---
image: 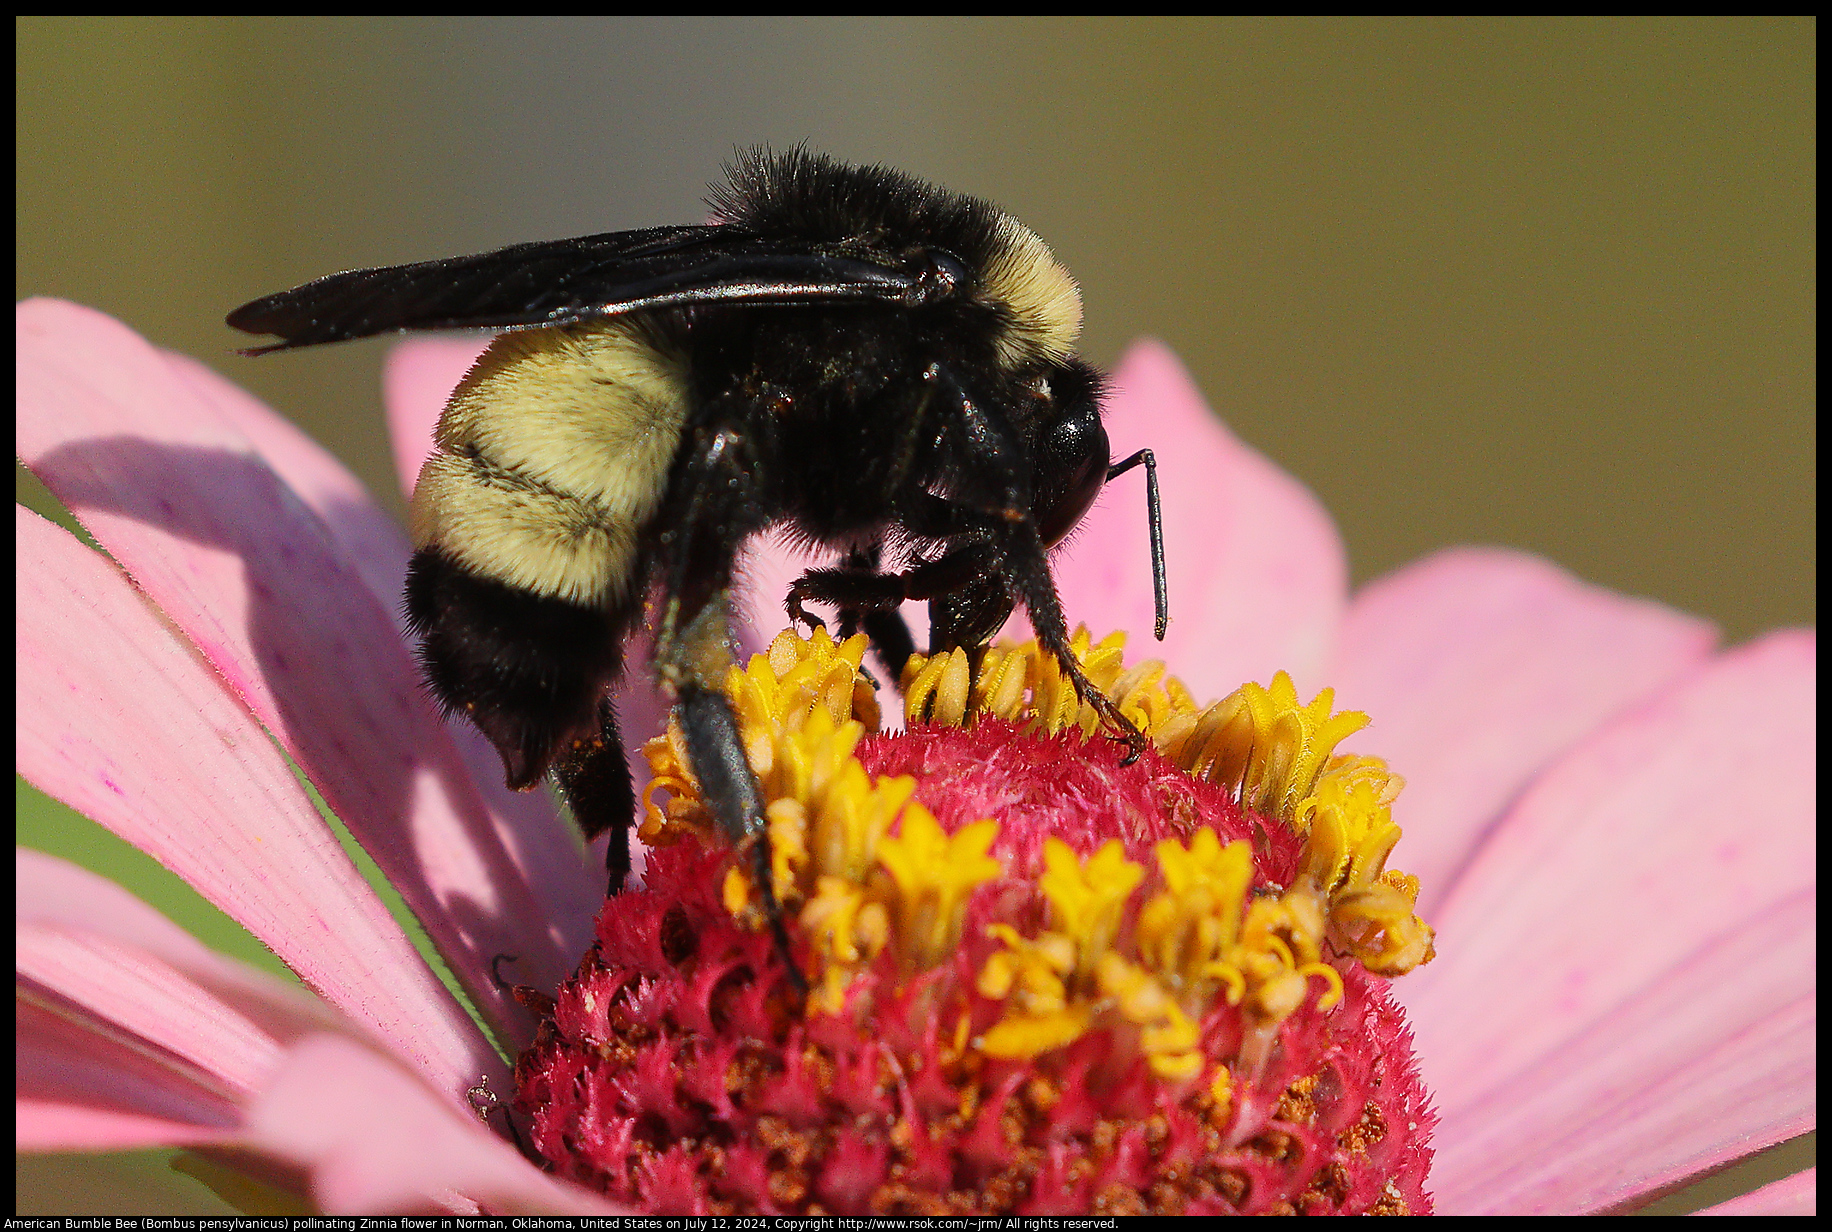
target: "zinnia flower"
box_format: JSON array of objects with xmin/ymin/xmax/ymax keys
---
[{"xmin": 16, "ymin": 298, "xmax": 1814, "ymax": 1214}]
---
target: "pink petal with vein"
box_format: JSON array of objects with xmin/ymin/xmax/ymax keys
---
[
  {"xmin": 21, "ymin": 926, "xmax": 286, "ymax": 1103},
  {"xmin": 17, "ymin": 299, "xmax": 586, "ymax": 1036},
  {"xmin": 242, "ymin": 1034, "xmax": 619, "ymax": 1215},
  {"xmin": 17, "ymin": 852, "xmax": 596, "ymax": 1214},
  {"xmin": 1698, "ymin": 1167, "xmax": 1816, "ymax": 1216},
  {"xmin": 19, "ymin": 851, "xmax": 333, "ymax": 1152},
  {"xmin": 1328, "ymin": 547, "xmax": 1718, "ymax": 911},
  {"xmin": 1053, "ymin": 339, "xmax": 1346, "ymax": 701},
  {"xmin": 17, "ymin": 847, "xmax": 352, "ymax": 1048},
  {"xmin": 17, "ymin": 509, "xmax": 500, "ymax": 1100},
  {"xmin": 17, "ymin": 996, "xmax": 240, "ymax": 1150},
  {"xmin": 1396, "ymin": 629, "xmax": 1815, "ymax": 1126}
]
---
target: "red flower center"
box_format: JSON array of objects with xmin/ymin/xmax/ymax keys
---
[{"xmin": 514, "ymin": 629, "xmax": 1437, "ymax": 1214}]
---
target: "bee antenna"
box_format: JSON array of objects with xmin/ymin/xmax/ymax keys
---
[{"xmin": 1107, "ymin": 449, "xmax": 1168, "ymax": 640}]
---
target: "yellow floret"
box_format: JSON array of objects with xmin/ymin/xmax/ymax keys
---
[
  {"xmin": 978, "ymin": 924, "xmax": 1077, "ymax": 1010},
  {"xmin": 1156, "ymin": 672, "xmax": 1370, "ymax": 822},
  {"xmin": 1294, "ymin": 755, "xmax": 1406, "ymax": 895},
  {"xmin": 876, "ymin": 807, "xmax": 1003, "ymax": 970},
  {"xmin": 1135, "ymin": 830, "xmax": 1254, "ymax": 994},
  {"xmin": 1038, "ymin": 839, "xmax": 1144, "ymax": 979},
  {"xmin": 977, "ymin": 1003, "xmax": 1096, "ymax": 1060},
  {"xmin": 799, "ymin": 875, "xmax": 891, "ymax": 1013}
]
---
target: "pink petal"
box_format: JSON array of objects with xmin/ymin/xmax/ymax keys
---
[
  {"xmin": 163, "ymin": 350, "xmax": 417, "ymax": 633},
  {"xmin": 21, "ymin": 924, "xmax": 282, "ymax": 1100},
  {"xmin": 1053, "ymin": 339, "xmax": 1347, "ymax": 701},
  {"xmin": 241, "ymin": 1033, "xmax": 620, "ymax": 1214},
  {"xmin": 16, "ymin": 853, "xmax": 600, "ymax": 1212},
  {"xmin": 17, "ymin": 299, "xmax": 591, "ymax": 1035},
  {"xmin": 1394, "ymin": 630, "xmax": 1814, "ymax": 1200},
  {"xmin": 1328, "ymin": 547, "xmax": 1718, "ymax": 911},
  {"xmin": 21, "ymin": 844, "xmax": 229, "ymax": 962},
  {"xmin": 1420, "ymin": 888, "xmax": 1813, "ymax": 1213},
  {"xmin": 1698, "ymin": 1167, "xmax": 1816, "ymax": 1216},
  {"xmin": 16, "ymin": 862, "xmax": 611, "ymax": 1212},
  {"xmin": 18, "ymin": 925, "xmax": 303, "ymax": 1150},
  {"xmin": 17, "ymin": 846, "xmax": 360, "ymax": 1051},
  {"xmin": 17, "ymin": 884, "xmax": 328, "ymax": 1156},
  {"xmin": 18, "ymin": 851, "xmax": 330, "ymax": 1153},
  {"xmin": 17, "ymin": 994, "xmax": 240, "ymax": 1151},
  {"xmin": 17, "ymin": 509, "xmax": 502, "ymax": 1101},
  {"xmin": 14, "ymin": 1096, "xmax": 231, "ymax": 1153}
]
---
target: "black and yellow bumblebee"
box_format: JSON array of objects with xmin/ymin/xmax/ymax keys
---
[{"xmin": 229, "ymin": 148, "xmax": 1165, "ymax": 970}]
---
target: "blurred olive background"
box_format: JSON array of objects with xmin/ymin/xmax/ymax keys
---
[{"xmin": 16, "ymin": 16, "xmax": 1814, "ymax": 1215}]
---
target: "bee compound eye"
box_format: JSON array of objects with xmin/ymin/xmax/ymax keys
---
[{"xmin": 1034, "ymin": 406, "xmax": 1110, "ymax": 548}]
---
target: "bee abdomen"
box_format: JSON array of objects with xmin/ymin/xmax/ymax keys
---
[
  {"xmin": 404, "ymin": 547, "xmax": 627, "ymax": 790},
  {"xmin": 409, "ymin": 322, "xmax": 691, "ymax": 609}
]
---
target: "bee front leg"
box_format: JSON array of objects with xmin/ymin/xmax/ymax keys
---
[
  {"xmin": 920, "ymin": 367, "xmax": 1152, "ymax": 763},
  {"xmin": 785, "ymin": 543, "xmax": 920, "ymax": 684},
  {"xmin": 840, "ymin": 547, "xmax": 919, "ymax": 685},
  {"xmin": 994, "ymin": 515, "xmax": 1150, "ymax": 763}
]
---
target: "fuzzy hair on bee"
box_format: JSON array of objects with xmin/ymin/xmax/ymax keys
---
[{"xmin": 229, "ymin": 147, "xmax": 1167, "ymax": 983}]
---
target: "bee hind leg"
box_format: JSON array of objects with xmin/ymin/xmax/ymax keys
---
[
  {"xmin": 551, "ymin": 698, "xmax": 636, "ymax": 894},
  {"xmin": 665, "ymin": 612, "xmax": 806, "ymax": 992},
  {"xmin": 653, "ymin": 424, "xmax": 805, "ymax": 989}
]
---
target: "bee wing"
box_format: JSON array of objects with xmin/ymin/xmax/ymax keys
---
[{"xmin": 226, "ymin": 225, "xmax": 923, "ymax": 353}]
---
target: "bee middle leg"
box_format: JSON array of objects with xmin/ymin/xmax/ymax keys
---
[{"xmin": 550, "ymin": 698, "xmax": 637, "ymax": 894}]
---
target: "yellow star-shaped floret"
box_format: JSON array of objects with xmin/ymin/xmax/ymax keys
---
[{"xmin": 1038, "ymin": 838, "xmax": 1144, "ymax": 977}]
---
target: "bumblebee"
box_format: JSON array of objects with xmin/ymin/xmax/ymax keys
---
[{"xmin": 229, "ymin": 148, "xmax": 1166, "ymax": 970}]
